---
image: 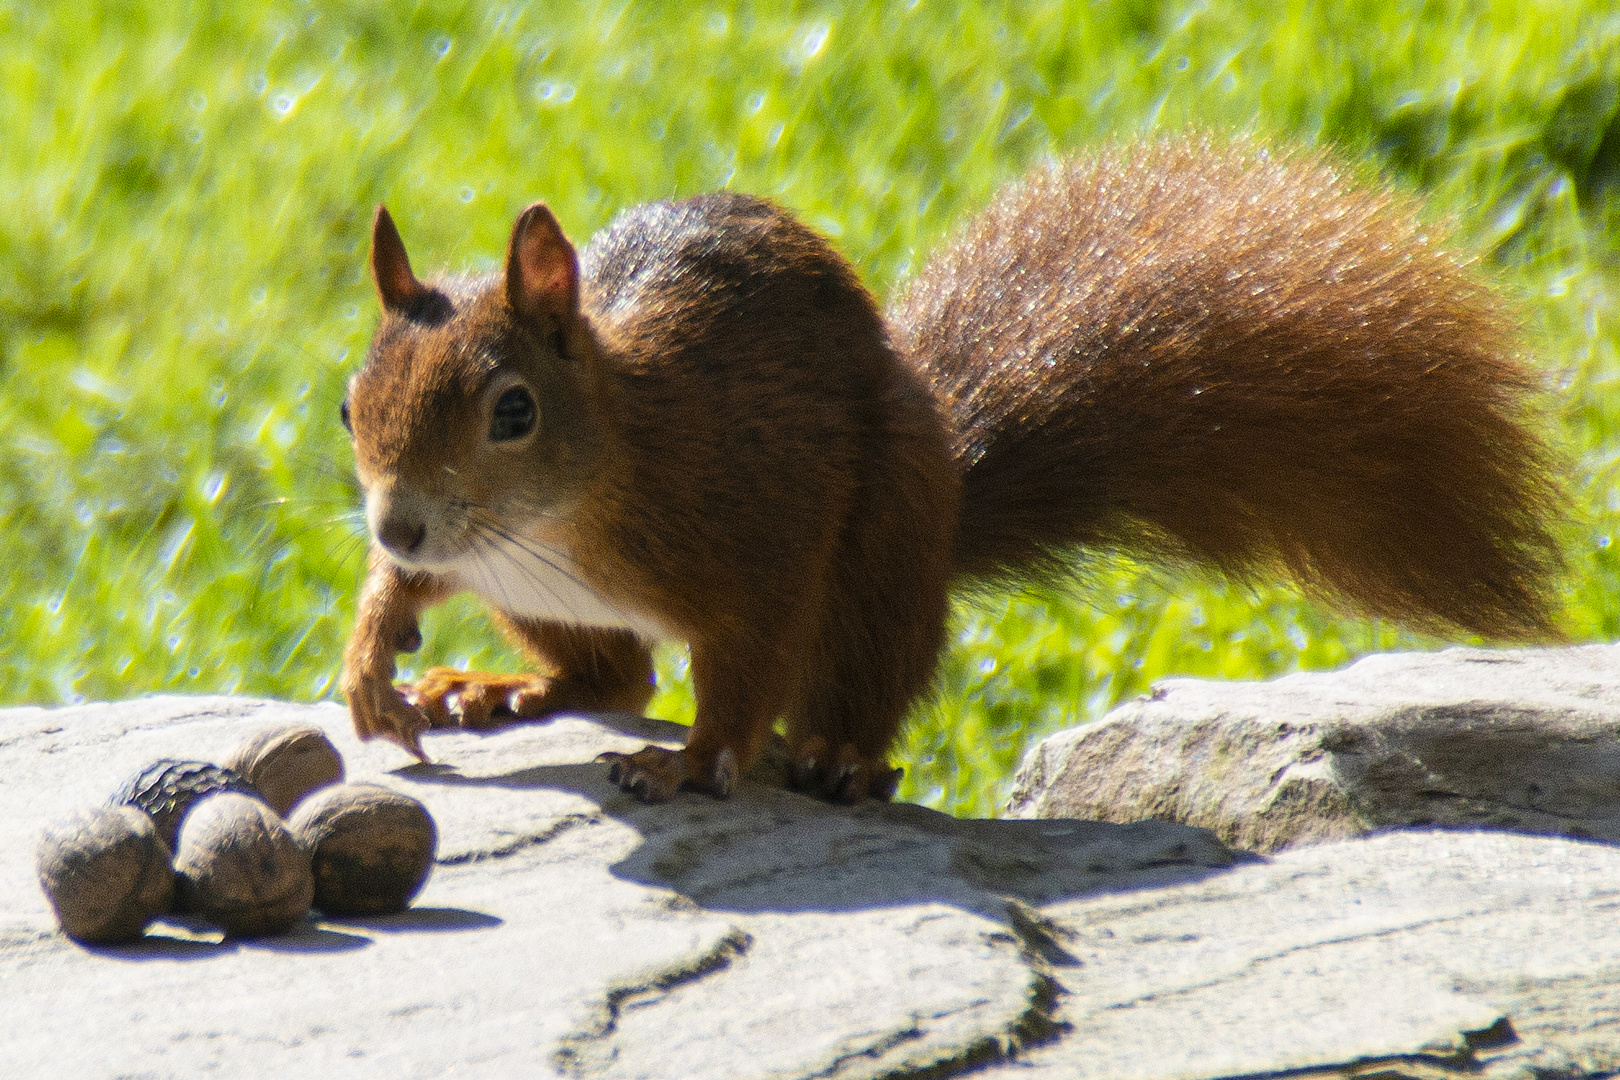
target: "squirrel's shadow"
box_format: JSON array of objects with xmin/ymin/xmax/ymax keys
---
[
  {"xmin": 404, "ymin": 708, "xmax": 1620, "ymax": 926},
  {"xmin": 400, "ymin": 713, "xmax": 1250, "ymax": 923}
]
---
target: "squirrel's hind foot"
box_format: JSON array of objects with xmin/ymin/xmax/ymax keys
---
[
  {"xmin": 597, "ymin": 745, "xmax": 738, "ymax": 803},
  {"xmin": 787, "ymin": 738, "xmax": 903, "ymax": 805},
  {"xmin": 402, "ymin": 667, "xmax": 556, "ymax": 731}
]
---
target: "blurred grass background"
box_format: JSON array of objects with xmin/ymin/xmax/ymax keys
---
[{"xmin": 3, "ymin": 0, "xmax": 1618, "ymax": 815}]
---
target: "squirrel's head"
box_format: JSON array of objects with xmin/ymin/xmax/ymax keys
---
[{"xmin": 344, "ymin": 203, "xmax": 604, "ymax": 574}]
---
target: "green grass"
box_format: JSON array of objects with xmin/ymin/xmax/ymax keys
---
[{"xmin": 3, "ymin": 0, "xmax": 1619, "ymax": 816}]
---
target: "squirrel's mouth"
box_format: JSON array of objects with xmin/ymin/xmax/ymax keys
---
[
  {"xmin": 361, "ymin": 481, "xmax": 477, "ymax": 571},
  {"xmin": 361, "ymin": 495, "xmax": 667, "ymax": 639}
]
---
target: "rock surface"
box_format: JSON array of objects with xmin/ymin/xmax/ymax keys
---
[
  {"xmin": 0, "ymin": 691, "xmax": 1616, "ymax": 1078},
  {"xmin": 1008, "ymin": 643, "xmax": 1620, "ymax": 854}
]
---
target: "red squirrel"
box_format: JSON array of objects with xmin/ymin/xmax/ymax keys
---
[{"xmin": 340, "ymin": 136, "xmax": 1563, "ymax": 804}]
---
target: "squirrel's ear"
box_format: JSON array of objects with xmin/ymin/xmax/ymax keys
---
[
  {"xmin": 371, "ymin": 205, "xmax": 430, "ymax": 312},
  {"xmin": 505, "ymin": 202, "xmax": 579, "ymax": 323}
]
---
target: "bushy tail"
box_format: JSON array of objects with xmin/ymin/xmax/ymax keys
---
[{"xmin": 887, "ymin": 137, "xmax": 1565, "ymax": 640}]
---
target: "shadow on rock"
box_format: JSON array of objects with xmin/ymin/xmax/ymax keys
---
[{"xmin": 406, "ymin": 744, "xmax": 1249, "ymax": 920}]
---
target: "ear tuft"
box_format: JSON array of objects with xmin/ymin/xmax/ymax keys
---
[
  {"xmin": 371, "ymin": 206, "xmax": 430, "ymax": 312},
  {"xmin": 505, "ymin": 203, "xmax": 579, "ymax": 323}
]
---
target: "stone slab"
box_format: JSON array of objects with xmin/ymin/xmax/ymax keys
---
[
  {"xmin": 0, "ymin": 696, "xmax": 1222, "ymax": 1079},
  {"xmin": 1, "ymin": 693, "xmax": 1616, "ymax": 1078},
  {"xmin": 1007, "ymin": 643, "xmax": 1620, "ymax": 853}
]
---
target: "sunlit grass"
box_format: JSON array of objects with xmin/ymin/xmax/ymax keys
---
[{"xmin": 3, "ymin": 0, "xmax": 1619, "ymax": 816}]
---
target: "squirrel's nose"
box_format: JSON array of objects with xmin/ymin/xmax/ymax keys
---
[{"xmin": 376, "ymin": 516, "xmax": 427, "ymax": 558}]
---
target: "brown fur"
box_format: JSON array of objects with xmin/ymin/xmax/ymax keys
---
[
  {"xmin": 891, "ymin": 138, "xmax": 1563, "ymax": 639},
  {"xmin": 342, "ymin": 138, "xmax": 1564, "ymax": 801}
]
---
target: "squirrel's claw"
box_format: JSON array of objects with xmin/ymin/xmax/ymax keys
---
[
  {"xmin": 381, "ymin": 725, "xmax": 431, "ymax": 765},
  {"xmin": 788, "ymin": 739, "xmax": 902, "ymax": 804},
  {"xmin": 346, "ymin": 673, "xmax": 433, "ymax": 763},
  {"xmin": 597, "ymin": 745, "xmax": 737, "ymax": 803}
]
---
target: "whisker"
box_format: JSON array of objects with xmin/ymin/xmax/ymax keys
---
[
  {"xmin": 475, "ymin": 527, "xmax": 608, "ymax": 624},
  {"xmin": 469, "ymin": 518, "xmax": 598, "ymax": 596},
  {"xmin": 328, "ymin": 531, "xmax": 372, "ymax": 575},
  {"xmin": 456, "ymin": 495, "xmax": 570, "ymax": 530},
  {"xmin": 251, "ymin": 493, "xmax": 365, "ymax": 508},
  {"xmin": 469, "ymin": 525, "xmax": 588, "ymax": 625},
  {"xmin": 470, "ymin": 529, "xmax": 556, "ymax": 618},
  {"xmin": 468, "ymin": 532, "xmax": 523, "ymax": 618},
  {"xmin": 258, "ymin": 517, "xmax": 366, "ymax": 554},
  {"xmin": 473, "ymin": 520, "xmax": 655, "ymax": 631}
]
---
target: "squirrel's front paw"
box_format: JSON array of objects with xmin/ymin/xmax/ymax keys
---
[
  {"xmin": 596, "ymin": 745, "xmax": 739, "ymax": 803},
  {"xmin": 401, "ymin": 667, "xmax": 556, "ymax": 731},
  {"xmin": 345, "ymin": 671, "xmax": 431, "ymax": 761}
]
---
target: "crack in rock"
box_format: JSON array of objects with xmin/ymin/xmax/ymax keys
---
[
  {"xmin": 1102, "ymin": 910, "xmax": 1478, "ymax": 1012},
  {"xmin": 852, "ymin": 974, "xmax": 1065, "ymax": 1080},
  {"xmin": 435, "ymin": 814, "xmax": 597, "ymax": 866},
  {"xmin": 553, "ymin": 929, "xmax": 754, "ymax": 1077},
  {"xmin": 1004, "ymin": 900, "xmax": 1081, "ymax": 968},
  {"xmin": 804, "ymin": 909, "xmax": 1073, "ymax": 1080},
  {"xmin": 1203, "ymin": 1016, "xmax": 1530, "ymax": 1080}
]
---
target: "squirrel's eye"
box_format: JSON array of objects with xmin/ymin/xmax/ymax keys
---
[
  {"xmin": 489, "ymin": 386, "xmax": 537, "ymax": 442},
  {"xmin": 340, "ymin": 398, "xmax": 352, "ymax": 433}
]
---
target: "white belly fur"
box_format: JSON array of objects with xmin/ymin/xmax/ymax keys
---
[{"xmin": 446, "ymin": 536, "xmax": 668, "ymax": 641}]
